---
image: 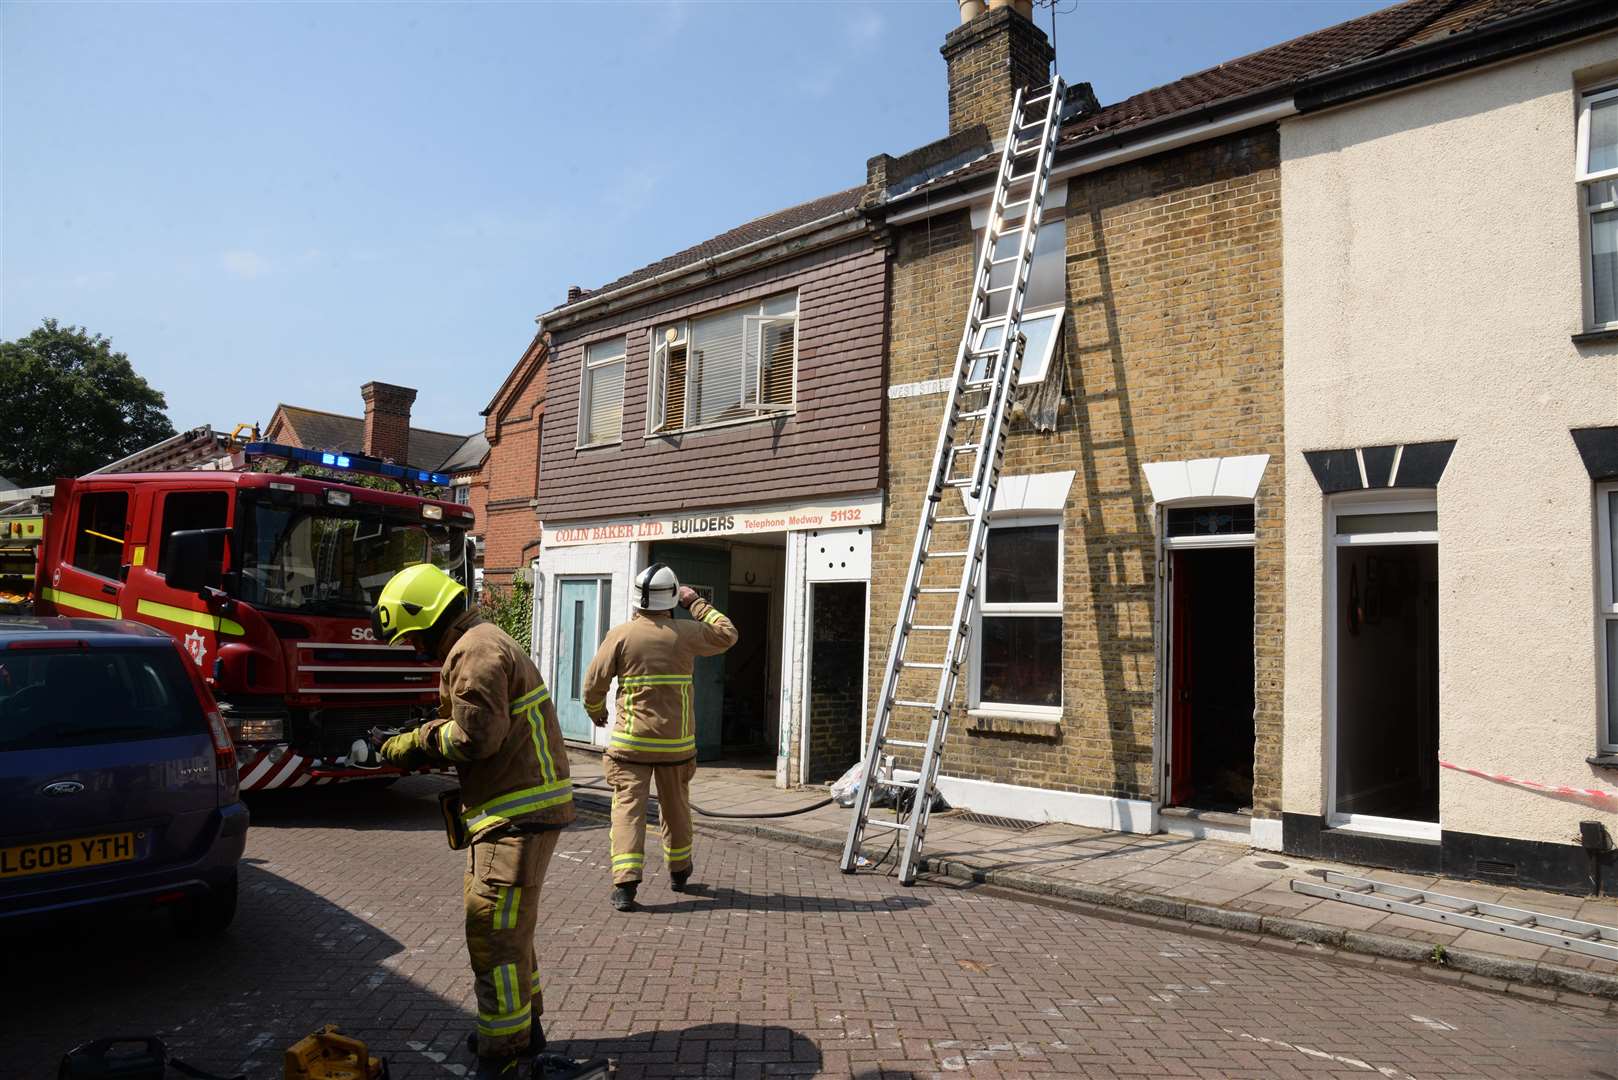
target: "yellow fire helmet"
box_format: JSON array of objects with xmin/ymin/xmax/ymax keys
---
[{"xmin": 371, "ymin": 563, "xmax": 466, "ymax": 646}]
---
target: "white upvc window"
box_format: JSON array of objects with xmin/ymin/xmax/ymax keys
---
[
  {"xmin": 1598, "ymin": 481, "xmax": 1618, "ymax": 753},
  {"xmin": 970, "ymin": 518, "xmax": 1063, "ymax": 718},
  {"xmin": 970, "ymin": 216, "xmax": 1066, "ymax": 385},
  {"xmin": 1577, "ymin": 84, "xmax": 1618, "ymax": 331},
  {"xmin": 647, "ymin": 291, "xmax": 798, "ymax": 435},
  {"xmin": 578, "ymin": 336, "xmax": 626, "ymax": 447}
]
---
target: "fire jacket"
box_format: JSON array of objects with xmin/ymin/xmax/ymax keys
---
[
  {"xmin": 419, "ymin": 611, "xmax": 575, "ymax": 840},
  {"xmin": 582, "ymin": 599, "xmax": 738, "ymax": 763}
]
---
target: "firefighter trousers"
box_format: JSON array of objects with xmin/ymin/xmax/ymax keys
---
[
  {"xmin": 464, "ymin": 829, "xmax": 560, "ymax": 1059},
  {"xmin": 604, "ymin": 755, "xmax": 695, "ymax": 886}
]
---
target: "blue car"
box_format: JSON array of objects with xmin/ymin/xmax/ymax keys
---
[{"xmin": 0, "ymin": 618, "xmax": 248, "ymax": 933}]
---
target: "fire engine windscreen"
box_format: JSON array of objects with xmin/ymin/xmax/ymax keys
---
[{"xmin": 235, "ymin": 498, "xmax": 463, "ymax": 617}]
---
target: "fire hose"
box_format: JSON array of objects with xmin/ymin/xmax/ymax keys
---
[{"xmin": 570, "ymin": 780, "xmax": 835, "ymax": 819}]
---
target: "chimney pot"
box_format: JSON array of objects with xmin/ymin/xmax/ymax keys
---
[{"xmin": 957, "ymin": 0, "xmax": 985, "ymax": 22}]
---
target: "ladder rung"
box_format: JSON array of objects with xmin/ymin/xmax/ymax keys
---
[
  {"xmin": 927, "ymin": 551, "xmax": 970, "ymax": 559},
  {"xmin": 883, "ymin": 738, "xmax": 927, "ymax": 749},
  {"xmin": 958, "ymin": 410, "xmax": 988, "ymax": 421},
  {"xmin": 901, "ymin": 661, "xmax": 947, "ymax": 670},
  {"xmin": 935, "ymin": 515, "xmax": 974, "ymax": 524},
  {"xmin": 943, "ymin": 478, "xmax": 976, "ymax": 488},
  {"xmin": 984, "ymin": 284, "xmax": 1019, "ymax": 294},
  {"xmin": 891, "ymin": 700, "xmax": 937, "ymax": 710},
  {"xmin": 989, "ymin": 253, "xmax": 1030, "ymax": 267},
  {"xmin": 909, "ymin": 625, "xmax": 954, "ymax": 632},
  {"xmin": 917, "ymin": 587, "xmax": 961, "ymax": 594},
  {"xmin": 863, "ymin": 818, "xmax": 912, "ymax": 832}
]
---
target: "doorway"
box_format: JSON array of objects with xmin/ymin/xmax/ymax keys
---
[
  {"xmin": 1166, "ymin": 547, "xmax": 1256, "ymax": 812},
  {"xmin": 723, "ymin": 590, "xmax": 772, "ymax": 753},
  {"xmin": 805, "ymin": 581, "xmax": 867, "ymax": 783},
  {"xmin": 554, "ymin": 577, "xmax": 610, "ymax": 744},
  {"xmin": 1332, "ymin": 534, "xmax": 1440, "ymax": 827}
]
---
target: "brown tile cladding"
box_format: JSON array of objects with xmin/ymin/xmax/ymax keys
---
[
  {"xmin": 536, "ymin": 237, "xmax": 888, "ymax": 523},
  {"xmin": 870, "ymin": 129, "xmax": 1285, "ymax": 818}
]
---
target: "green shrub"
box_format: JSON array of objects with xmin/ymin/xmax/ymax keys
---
[{"xmin": 480, "ymin": 580, "xmax": 533, "ymax": 653}]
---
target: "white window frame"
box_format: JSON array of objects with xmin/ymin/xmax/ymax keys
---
[
  {"xmin": 1324, "ymin": 490, "xmax": 1440, "ymax": 842},
  {"xmin": 968, "ymin": 514, "xmax": 1063, "ymax": 721},
  {"xmin": 646, "ymin": 291, "xmax": 799, "ymax": 436},
  {"xmin": 1576, "ymin": 84, "xmax": 1618, "ymax": 332},
  {"xmin": 577, "ymin": 336, "xmax": 626, "ymax": 448},
  {"xmin": 1598, "ymin": 481, "xmax": 1618, "ymax": 753},
  {"xmin": 971, "ymin": 306, "xmax": 1065, "ymax": 386}
]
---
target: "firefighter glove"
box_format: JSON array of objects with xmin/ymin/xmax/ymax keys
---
[{"xmin": 380, "ymin": 729, "xmax": 432, "ymax": 769}]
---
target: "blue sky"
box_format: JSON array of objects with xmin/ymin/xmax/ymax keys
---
[{"xmin": 3, "ymin": 0, "xmax": 1382, "ymax": 440}]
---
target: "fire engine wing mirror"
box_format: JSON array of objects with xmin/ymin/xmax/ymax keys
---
[{"xmin": 163, "ymin": 528, "xmax": 231, "ymax": 593}]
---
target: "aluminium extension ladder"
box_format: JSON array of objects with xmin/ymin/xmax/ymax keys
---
[{"xmin": 840, "ymin": 77, "xmax": 1067, "ymax": 885}]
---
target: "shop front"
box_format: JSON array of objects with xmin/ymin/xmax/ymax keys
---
[{"xmin": 533, "ymin": 494, "xmax": 880, "ymax": 787}]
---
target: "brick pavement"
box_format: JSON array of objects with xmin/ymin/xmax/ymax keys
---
[
  {"xmin": 3, "ymin": 776, "xmax": 1613, "ymax": 1079},
  {"xmin": 601, "ymin": 754, "xmax": 1618, "ymax": 993}
]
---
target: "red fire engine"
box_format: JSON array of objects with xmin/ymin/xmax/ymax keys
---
[{"xmin": 25, "ymin": 442, "xmax": 474, "ymax": 791}]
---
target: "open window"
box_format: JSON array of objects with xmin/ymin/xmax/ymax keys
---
[
  {"xmin": 969, "ymin": 216, "xmax": 1066, "ymax": 385},
  {"xmin": 648, "ymin": 291, "xmax": 797, "ymax": 434}
]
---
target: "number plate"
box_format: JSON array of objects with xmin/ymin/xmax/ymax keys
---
[{"xmin": 0, "ymin": 832, "xmax": 139, "ymax": 878}]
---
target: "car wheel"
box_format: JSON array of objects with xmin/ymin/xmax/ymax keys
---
[{"xmin": 174, "ymin": 871, "xmax": 238, "ymax": 937}]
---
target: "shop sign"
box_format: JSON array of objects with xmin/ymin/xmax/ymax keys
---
[{"xmin": 542, "ymin": 495, "xmax": 883, "ymax": 548}]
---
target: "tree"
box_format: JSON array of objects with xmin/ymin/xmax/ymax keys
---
[{"xmin": 0, "ymin": 319, "xmax": 177, "ymax": 485}]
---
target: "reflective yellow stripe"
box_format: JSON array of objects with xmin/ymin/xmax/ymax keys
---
[
  {"xmin": 621, "ymin": 674, "xmax": 693, "ymax": 685},
  {"xmin": 612, "ymin": 853, "xmax": 644, "ymax": 867},
  {"xmin": 492, "ymin": 962, "xmax": 519, "ymax": 1012},
  {"xmin": 477, "ymin": 1002, "xmax": 531, "ymax": 1037},
  {"xmin": 531, "ymin": 971, "xmax": 543, "ymax": 993},
  {"xmin": 134, "ymin": 599, "xmax": 245, "ymax": 637},
  {"xmin": 435, "ymin": 723, "xmax": 472, "ymax": 762},
  {"xmin": 702, "ymin": 608, "xmax": 723, "ymax": 626},
  {"xmin": 511, "ymin": 685, "xmax": 550, "ymax": 711},
  {"xmin": 492, "ymin": 885, "xmax": 522, "ymax": 931},
  {"xmin": 512, "ymin": 685, "xmax": 557, "ymax": 785},
  {"xmin": 40, "ymin": 587, "xmax": 119, "ymax": 618},
  {"xmin": 131, "ymin": 546, "xmax": 145, "ymax": 567},
  {"xmin": 82, "ymin": 527, "xmax": 123, "ymax": 545},
  {"xmin": 663, "ymin": 844, "xmax": 691, "ymax": 860},
  {"xmin": 610, "ymin": 730, "xmax": 696, "ymax": 749},
  {"xmin": 462, "ymin": 780, "xmax": 573, "ymax": 834}
]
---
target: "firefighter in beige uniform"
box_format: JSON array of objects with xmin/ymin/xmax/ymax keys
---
[
  {"xmin": 372, "ymin": 564, "xmax": 577, "ymax": 1080},
  {"xmin": 582, "ymin": 564, "xmax": 737, "ymax": 911}
]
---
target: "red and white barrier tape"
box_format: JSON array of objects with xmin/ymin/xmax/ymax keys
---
[{"xmin": 1438, "ymin": 760, "xmax": 1618, "ymax": 805}]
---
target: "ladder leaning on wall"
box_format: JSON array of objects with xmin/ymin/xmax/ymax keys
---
[{"xmin": 840, "ymin": 77, "xmax": 1067, "ymax": 886}]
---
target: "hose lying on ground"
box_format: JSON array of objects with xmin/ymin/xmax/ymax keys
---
[{"xmin": 570, "ymin": 780, "xmax": 836, "ymax": 820}]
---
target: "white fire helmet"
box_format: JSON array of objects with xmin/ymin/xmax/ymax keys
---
[{"xmin": 635, "ymin": 563, "xmax": 680, "ymax": 611}]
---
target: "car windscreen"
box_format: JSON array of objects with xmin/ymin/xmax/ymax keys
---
[
  {"xmin": 0, "ymin": 646, "xmax": 207, "ymax": 751},
  {"xmin": 235, "ymin": 500, "xmax": 463, "ymax": 617}
]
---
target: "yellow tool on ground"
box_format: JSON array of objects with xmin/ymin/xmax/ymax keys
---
[{"xmin": 283, "ymin": 1027, "xmax": 387, "ymax": 1080}]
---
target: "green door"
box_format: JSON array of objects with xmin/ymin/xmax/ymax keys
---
[{"xmin": 649, "ymin": 543, "xmax": 729, "ymax": 762}]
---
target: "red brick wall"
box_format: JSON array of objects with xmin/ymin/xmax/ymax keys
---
[
  {"xmin": 537, "ymin": 237, "xmax": 887, "ymax": 523},
  {"xmin": 481, "ymin": 339, "xmax": 547, "ymax": 589},
  {"xmin": 361, "ymin": 382, "xmax": 416, "ymax": 464}
]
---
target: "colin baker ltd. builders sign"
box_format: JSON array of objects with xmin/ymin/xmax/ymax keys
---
[{"xmin": 541, "ymin": 495, "xmax": 883, "ymax": 548}]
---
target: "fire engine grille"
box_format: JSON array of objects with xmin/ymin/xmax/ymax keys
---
[{"xmin": 309, "ymin": 705, "xmax": 424, "ymax": 758}]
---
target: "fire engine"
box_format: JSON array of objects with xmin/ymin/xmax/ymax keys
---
[{"xmin": 11, "ymin": 442, "xmax": 474, "ymax": 791}]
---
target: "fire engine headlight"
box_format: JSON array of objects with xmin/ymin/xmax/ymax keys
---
[
  {"xmin": 422, "ymin": 504, "xmax": 443, "ymax": 520},
  {"xmin": 326, "ymin": 489, "xmax": 352, "ymax": 507},
  {"xmin": 237, "ymin": 716, "xmax": 285, "ymax": 742}
]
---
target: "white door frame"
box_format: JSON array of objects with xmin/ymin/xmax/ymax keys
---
[
  {"xmin": 1325, "ymin": 490, "xmax": 1441, "ymax": 842},
  {"xmin": 797, "ymin": 578, "xmax": 872, "ymax": 788}
]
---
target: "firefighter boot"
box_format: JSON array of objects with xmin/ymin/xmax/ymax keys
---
[
  {"xmin": 669, "ymin": 868, "xmax": 692, "ymax": 893},
  {"xmin": 472, "ymin": 1054, "xmax": 525, "ymax": 1080},
  {"xmin": 610, "ymin": 883, "xmax": 638, "ymax": 911}
]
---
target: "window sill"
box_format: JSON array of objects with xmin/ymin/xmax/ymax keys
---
[
  {"xmin": 1571, "ymin": 327, "xmax": 1618, "ymax": 345},
  {"xmin": 645, "ymin": 409, "xmax": 796, "ymax": 440},
  {"xmin": 1588, "ymin": 753, "xmax": 1618, "ymax": 769},
  {"xmin": 966, "ymin": 709, "xmax": 1061, "ymax": 738},
  {"xmin": 574, "ymin": 439, "xmax": 623, "ymax": 451}
]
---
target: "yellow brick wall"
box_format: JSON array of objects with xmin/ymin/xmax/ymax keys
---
[{"xmin": 871, "ymin": 128, "xmax": 1286, "ymax": 816}]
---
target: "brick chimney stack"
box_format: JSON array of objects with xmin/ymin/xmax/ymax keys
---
[
  {"xmin": 942, "ymin": 0, "xmax": 1053, "ymax": 136},
  {"xmin": 361, "ymin": 381, "xmax": 417, "ymax": 464}
]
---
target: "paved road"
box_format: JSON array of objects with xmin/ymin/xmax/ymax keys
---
[{"xmin": 4, "ymin": 777, "xmax": 1614, "ymax": 1079}]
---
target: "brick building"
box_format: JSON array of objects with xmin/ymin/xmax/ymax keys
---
[
  {"xmin": 511, "ymin": 192, "xmax": 889, "ymax": 781},
  {"xmin": 478, "ymin": 332, "xmax": 548, "ymax": 593},
  {"xmin": 865, "ymin": 1, "xmax": 1291, "ymax": 846}
]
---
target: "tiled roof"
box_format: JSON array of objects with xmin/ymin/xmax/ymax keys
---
[
  {"xmin": 891, "ymin": 0, "xmax": 1571, "ymax": 202},
  {"xmin": 559, "ymin": 186, "xmax": 865, "ymax": 310},
  {"xmin": 439, "ymin": 432, "xmax": 490, "ymax": 475},
  {"xmin": 273, "ymin": 405, "xmax": 472, "ymax": 472}
]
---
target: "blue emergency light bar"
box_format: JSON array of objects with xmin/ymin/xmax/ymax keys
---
[{"xmin": 242, "ymin": 442, "xmax": 453, "ymax": 488}]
